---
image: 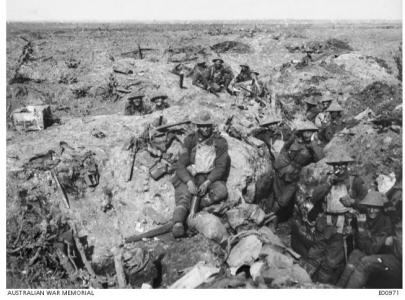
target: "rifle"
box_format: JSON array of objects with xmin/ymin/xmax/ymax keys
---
[
  {"xmin": 154, "ymin": 120, "xmax": 191, "ymax": 132},
  {"xmin": 126, "ymin": 138, "xmax": 140, "ymax": 182},
  {"xmin": 239, "ymin": 85, "xmax": 266, "ymax": 107}
]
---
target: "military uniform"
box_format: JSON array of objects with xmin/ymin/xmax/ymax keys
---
[
  {"xmin": 124, "ymin": 92, "xmax": 151, "ymax": 116},
  {"xmin": 269, "ymin": 120, "xmax": 323, "ymax": 216},
  {"xmin": 171, "ymin": 111, "xmax": 230, "ymax": 237},
  {"xmin": 297, "ymin": 151, "xmax": 368, "ymax": 284},
  {"xmin": 337, "ymin": 191, "xmax": 401, "ymax": 288},
  {"xmin": 204, "ymin": 59, "xmax": 234, "ymax": 92},
  {"xmin": 249, "ymin": 116, "xmax": 291, "ymax": 162},
  {"xmin": 304, "ymin": 97, "xmax": 320, "ymax": 122},
  {"xmin": 318, "ymin": 101, "xmax": 345, "ymax": 143},
  {"xmin": 235, "ymin": 64, "xmax": 252, "ymax": 83}
]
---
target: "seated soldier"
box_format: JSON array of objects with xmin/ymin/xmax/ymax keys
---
[
  {"xmin": 171, "ymin": 110, "xmax": 230, "ymax": 238},
  {"xmin": 315, "ymin": 93, "xmax": 333, "ymax": 128},
  {"xmin": 235, "ymin": 64, "xmax": 252, "ymax": 83},
  {"xmin": 124, "ymin": 92, "xmax": 151, "ymax": 116},
  {"xmin": 303, "ymin": 97, "xmax": 320, "ymax": 123},
  {"xmin": 150, "ymin": 93, "xmax": 170, "ymax": 112},
  {"xmin": 191, "ymin": 61, "xmax": 208, "ymax": 89},
  {"xmin": 204, "ymin": 58, "xmax": 234, "ymax": 94},
  {"xmin": 337, "ymin": 191, "xmax": 401, "ymax": 288},
  {"xmin": 318, "ymin": 100, "xmax": 345, "ymax": 143},
  {"xmin": 298, "ymin": 150, "xmax": 368, "ymax": 285}
]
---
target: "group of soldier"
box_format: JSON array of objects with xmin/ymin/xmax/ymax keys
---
[{"xmin": 122, "ymin": 57, "xmax": 402, "ymax": 289}]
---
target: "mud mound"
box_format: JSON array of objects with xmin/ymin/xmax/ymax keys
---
[
  {"xmin": 211, "ymin": 41, "xmax": 252, "ymax": 54},
  {"xmin": 164, "ymin": 45, "xmax": 212, "ymax": 63},
  {"xmin": 286, "ymin": 38, "xmax": 352, "ymax": 55},
  {"xmin": 345, "ymin": 81, "xmax": 402, "ymax": 116}
]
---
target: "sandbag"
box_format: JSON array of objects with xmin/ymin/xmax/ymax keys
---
[
  {"xmin": 227, "ymin": 235, "xmax": 262, "ymax": 274},
  {"xmin": 169, "ymin": 261, "xmax": 219, "ymax": 289},
  {"xmin": 226, "ymin": 203, "xmax": 266, "ymax": 229},
  {"xmin": 259, "ymin": 244, "xmax": 293, "ymax": 269},
  {"xmin": 187, "ymin": 211, "xmax": 229, "ymax": 244}
]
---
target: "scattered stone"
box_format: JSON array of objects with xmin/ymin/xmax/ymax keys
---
[{"xmin": 227, "ymin": 235, "xmax": 262, "ymax": 274}]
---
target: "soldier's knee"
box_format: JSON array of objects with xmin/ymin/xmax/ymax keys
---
[{"xmin": 209, "ymin": 181, "xmax": 228, "ymax": 202}]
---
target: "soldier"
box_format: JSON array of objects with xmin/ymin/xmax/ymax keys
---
[
  {"xmin": 299, "ymin": 150, "xmax": 368, "ymax": 284},
  {"xmin": 318, "ymin": 100, "xmax": 345, "ymax": 143},
  {"xmin": 249, "ymin": 115, "xmax": 290, "ymax": 162},
  {"xmin": 150, "ymin": 93, "xmax": 170, "ymax": 112},
  {"xmin": 269, "ymin": 120, "xmax": 323, "ymax": 225},
  {"xmin": 315, "ymin": 93, "xmax": 333, "ymax": 128},
  {"xmin": 171, "ymin": 110, "xmax": 230, "ymax": 238},
  {"xmin": 204, "ymin": 58, "xmax": 234, "ymax": 94},
  {"xmin": 191, "ymin": 61, "xmax": 208, "ymax": 89},
  {"xmin": 124, "ymin": 92, "xmax": 151, "ymax": 116},
  {"xmin": 336, "ymin": 191, "xmax": 400, "ymax": 288},
  {"xmin": 304, "ymin": 97, "xmax": 320, "ymax": 122},
  {"xmin": 235, "ymin": 64, "xmax": 252, "ymax": 83}
]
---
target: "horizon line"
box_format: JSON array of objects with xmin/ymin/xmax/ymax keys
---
[{"xmin": 6, "ymin": 18, "xmax": 403, "ymax": 23}]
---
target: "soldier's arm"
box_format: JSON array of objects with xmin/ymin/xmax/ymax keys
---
[
  {"xmin": 207, "ymin": 137, "xmax": 229, "ymax": 183},
  {"xmin": 175, "ymin": 135, "xmax": 194, "ymax": 183},
  {"xmin": 307, "ymin": 183, "xmax": 330, "ymax": 222},
  {"xmin": 359, "ymin": 218, "xmax": 392, "ymax": 255}
]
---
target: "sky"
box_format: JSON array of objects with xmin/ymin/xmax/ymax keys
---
[{"xmin": 6, "ymin": 0, "xmax": 403, "ymax": 22}]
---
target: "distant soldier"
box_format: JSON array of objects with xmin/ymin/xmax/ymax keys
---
[
  {"xmin": 150, "ymin": 93, "xmax": 170, "ymax": 112},
  {"xmin": 191, "ymin": 61, "xmax": 208, "ymax": 89},
  {"xmin": 124, "ymin": 92, "xmax": 151, "ymax": 116},
  {"xmin": 235, "ymin": 64, "xmax": 252, "ymax": 83},
  {"xmin": 303, "ymin": 97, "xmax": 320, "ymax": 122},
  {"xmin": 318, "ymin": 100, "xmax": 345, "ymax": 143},
  {"xmin": 204, "ymin": 58, "xmax": 234, "ymax": 94},
  {"xmin": 315, "ymin": 93, "xmax": 333, "ymax": 128}
]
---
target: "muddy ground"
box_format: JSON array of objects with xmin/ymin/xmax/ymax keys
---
[{"xmin": 6, "ymin": 21, "xmax": 402, "ymax": 288}]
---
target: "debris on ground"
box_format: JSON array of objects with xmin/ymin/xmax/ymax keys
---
[
  {"xmin": 169, "ymin": 261, "xmax": 219, "ymax": 288},
  {"xmin": 12, "ymin": 105, "xmax": 53, "ymax": 132}
]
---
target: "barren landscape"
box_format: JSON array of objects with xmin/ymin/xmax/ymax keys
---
[{"xmin": 6, "ymin": 21, "xmax": 402, "ymax": 289}]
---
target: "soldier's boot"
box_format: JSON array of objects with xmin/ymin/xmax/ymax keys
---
[
  {"xmin": 336, "ymin": 264, "xmax": 355, "ymax": 288},
  {"xmin": 172, "ymin": 206, "xmax": 188, "ymax": 238}
]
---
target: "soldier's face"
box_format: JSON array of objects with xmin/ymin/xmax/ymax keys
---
[
  {"xmin": 214, "ymin": 61, "xmax": 222, "ymax": 68},
  {"xmin": 155, "ymin": 99, "xmax": 163, "ymax": 107},
  {"xmin": 301, "ymin": 130, "xmax": 313, "ymax": 142},
  {"xmin": 198, "ymin": 124, "xmax": 213, "ymax": 138},
  {"xmin": 322, "ymin": 101, "xmax": 331, "ymax": 110},
  {"xmin": 332, "ymin": 163, "xmax": 349, "ymax": 181},
  {"xmin": 331, "ymin": 111, "xmax": 340, "ymax": 119},
  {"xmin": 367, "ymin": 207, "xmax": 381, "ymax": 220},
  {"xmin": 133, "ymin": 98, "xmax": 142, "ymax": 106}
]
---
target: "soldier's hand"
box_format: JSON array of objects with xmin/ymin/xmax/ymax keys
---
[
  {"xmin": 198, "ymin": 180, "xmax": 211, "ymax": 196},
  {"xmin": 339, "ymin": 195, "xmax": 354, "ymax": 207},
  {"xmin": 187, "ymin": 180, "xmax": 198, "ymax": 195}
]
